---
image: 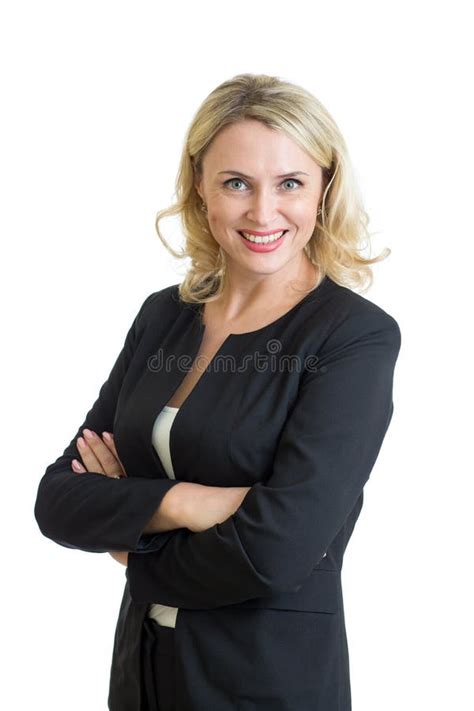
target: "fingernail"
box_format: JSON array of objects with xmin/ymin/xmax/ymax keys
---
[
  {"xmin": 77, "ymin": 437, "xmax": 86, "ymax": 448},
  {"xmin": 102, "ymin": 432, "xmax": 112, "ymax": 441},
  {"xmin": 83, "ymin": 429, "xmax": 95, "ymax": 440},
  {"xmin": 72, "ymin": 459, "xmax": 83, "ymax": 472}
]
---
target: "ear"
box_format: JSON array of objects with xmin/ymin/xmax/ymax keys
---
[{"xmin": 194, "ymin": 172, "xmax": 203, "ymax": 200}]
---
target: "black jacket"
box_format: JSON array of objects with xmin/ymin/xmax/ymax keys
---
[{"xmin": 34, "ymin": 275, "xmax": 401, "ymax": 710}]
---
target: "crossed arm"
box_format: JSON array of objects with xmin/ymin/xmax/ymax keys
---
[
  {"xmin": 71, "ymin": 429, "xmax": 251, "ymax": 566},
  {"xmin": 34, "ymin": 293, "xmax": 401, "ymax": 610}
]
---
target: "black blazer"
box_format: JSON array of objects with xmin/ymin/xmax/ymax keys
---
[{"xmin": 34, "ymin": 275, "xmax": 401, "ymax": 711}]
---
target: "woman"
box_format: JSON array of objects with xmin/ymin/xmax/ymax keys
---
[{"xmin": 34, "ymin": 73, "xmax": 402, "ymax": 710}]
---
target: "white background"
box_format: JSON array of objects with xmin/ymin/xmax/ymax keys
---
[{"xmin": 1, "ymin": 1, "xmax": 472, "ymax": 709}]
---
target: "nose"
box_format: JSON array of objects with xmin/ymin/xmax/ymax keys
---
[{"xmin": 246, "ymin": 187, "xmax": 281, "ymax": 226}]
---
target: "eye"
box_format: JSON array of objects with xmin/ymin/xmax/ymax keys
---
[
  {"xmin": 224, "ymin": 178, "xmax": 247, "ymax": 191},
  {"xmin": 281, "ymin": 178, "xmax": 302, "ymax": 190}
]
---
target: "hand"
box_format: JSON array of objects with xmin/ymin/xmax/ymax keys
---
[
  {"xmin": 109, "ymin": 550, "xmax": 129, "ymax": 566},
  {"xmin": 71, "ymin": 430, "xmax": 129, "ymax": 565},
  {"xmin": 71, "ymin": 429, "xmax": 127, "ymax": 479},
  {"xmin": 183, "ymin": 485, "xmax": 252, "ymax": 533}
]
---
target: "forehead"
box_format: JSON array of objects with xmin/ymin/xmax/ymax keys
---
[{"xmin": 203, "ymin": 120, "xmax": 321, "ymax": 177}]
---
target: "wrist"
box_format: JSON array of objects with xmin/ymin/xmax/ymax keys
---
[
  {"xmin": 141, "ymin": 482, "xmax": 190, "ymax": 533},
  {"xmin": 173, "ymin": 482, "xmax": 207, "ymax": 528}
]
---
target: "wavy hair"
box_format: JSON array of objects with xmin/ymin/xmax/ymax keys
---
[{"xmin": 154, "ymin": 73, "xmax": 390, "ymax": 303}]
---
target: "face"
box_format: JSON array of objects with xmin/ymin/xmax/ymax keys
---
[{"xmin": 195, "ymin": 119, "xmax": 325, "ymax": 283}]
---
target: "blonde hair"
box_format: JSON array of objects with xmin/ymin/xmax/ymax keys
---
[{"xmin": 155, "ymin": 73, "xmax": 390, "ymax": 303}]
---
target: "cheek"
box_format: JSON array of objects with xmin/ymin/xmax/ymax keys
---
[
  {"xmin": 291, "ymin": 202, "xmax": 318, "ymax": 234},
  {"xmin": 290, "ymin": 200, "xmax": 318, "ymax": 222},
  {"xmin": 208, "ymin": 202, "xmax": 241, "ymax": 231},
  {"xmin": 206, "ymin": 214, "xmax": 237, "ymax": 248}
]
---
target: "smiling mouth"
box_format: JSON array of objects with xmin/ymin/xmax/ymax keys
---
[{"xmin": 238, "ymin": 230, "xmax": 288, "ymax": 244}]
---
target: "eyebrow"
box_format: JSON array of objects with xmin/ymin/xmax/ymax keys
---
[{"xmin": 218, "ymin": 170, "xmax": 310, "ymax": 179}]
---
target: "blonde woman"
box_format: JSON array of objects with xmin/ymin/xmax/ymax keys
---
[{"xmin": 35, "ymin": 73, "xmax": 401, "ymax": 710}]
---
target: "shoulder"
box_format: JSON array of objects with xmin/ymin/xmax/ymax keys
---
[
  {"xmin": 134, "ymin": 283, "xmax": 183, "ymax": 326},
  {"xmin": 324, "ymin": 277, "xmax": 400, "ymax": 332},
  {"xmin": 311, "ymin": 276, "xmax": 402, "ymax": 355}
]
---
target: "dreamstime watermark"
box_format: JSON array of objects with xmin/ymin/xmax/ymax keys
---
[{"xmin": 147, "ymin": 338, "xmax": 326, "ymax": 375}]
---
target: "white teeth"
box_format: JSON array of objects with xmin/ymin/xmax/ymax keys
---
[{"xmin": 241, "ymin": 230, "xmax": 285, "ymax": 244}]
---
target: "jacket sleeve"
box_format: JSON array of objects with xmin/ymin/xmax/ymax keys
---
[
  {"xmin": 34, "ymin": 292, "xmax": 182, "ymax": 554},
  {"xmin": 126, "ymin": 309, "xmax": 402, "ymax": 607}
]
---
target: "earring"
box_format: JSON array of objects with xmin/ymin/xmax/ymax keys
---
[
  {"xmin": 201, "ymin": 201, "xmax": 208, "ymax": 213},
  {"xmin": 317, "ymin": 206, "xmax": 322, "ymax": 216}
]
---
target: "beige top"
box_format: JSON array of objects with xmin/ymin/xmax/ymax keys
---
[{"xmin": 147, "ymin": 405, "xmax": 180, "ymax": 628}]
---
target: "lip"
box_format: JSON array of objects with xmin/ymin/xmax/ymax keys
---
[
  {"xmin": 238, "ymin": 229, "xmax": 288, "ymax": 253},
  {"xmin": 239, "ymin": 229, "xmax": 288, "ymax": 236}
]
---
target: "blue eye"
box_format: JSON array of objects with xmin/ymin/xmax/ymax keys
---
[
  {"xmin": 281, "ymin": 178, "xmax": 302, "ymax": 190},
  {"xmin": 223, "ymin": 178, "xmax": 303, "ymax": 191},
  {"xmin": 224, "ymin": 178, "xmax": 247, "ymax": 190}
]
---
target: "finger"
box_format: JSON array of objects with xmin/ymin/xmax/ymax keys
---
[
  {"xmin": 82, "ymin": 429, "xmax": 123, "ymax": 478},
  {"xmin": 71, "ymin": 458, "xmax": 87, "ymax": 474},
  {"xmin": 102, "ymin": 433, "xmax": 127, "ymax": 476},
  {"xmin": 77, "ymin": 436, "xmax": 106, "ymax": 474}
]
